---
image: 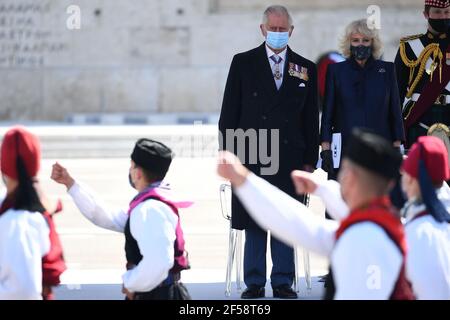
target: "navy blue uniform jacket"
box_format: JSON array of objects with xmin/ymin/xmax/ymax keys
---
[
  {"xmin": 219, "ymin": 43, "xmax": 319, "ymax": 230},
  {"xmin": 320, "ymin": 57, "xmax": 404, "ymax": 148}
]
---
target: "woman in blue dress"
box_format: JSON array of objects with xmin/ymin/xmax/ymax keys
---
[{"xmin": 320, "ymin": 19, "xmax": 405, "ymax": 175}]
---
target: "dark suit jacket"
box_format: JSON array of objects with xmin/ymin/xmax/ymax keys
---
[
  {"xmin": 219, "ymin": 43, "xmax": 319, "ymax": 230},
  {"xmin": 320, "ymin": 57, "xmax": 404, "ymax": 149}
]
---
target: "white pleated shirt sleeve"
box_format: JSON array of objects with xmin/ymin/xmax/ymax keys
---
[
  {"xmin": 235, "ymin": 173, "xmax": 338, "ymax": 257},
  {"xmin": 122, "ymin": 200, "xmax": 177, "ymax": 292},
  {"xmin": 68, "ymin": 182, "xmax": 128, "ymax": 232},
  {"xmin": 0, "ymin": 210, "xmax": 50, "ymax": 300},
  {"xmin": 332, "ymin": 222, "xmax": 403, "ymax": 300},
  {"xmin": 405, "ymin": 216, "xmax": 450, "ymax": 300},
  {"xmin": 314, "ymin": 179, "xmax": 350, "ymax": 221}
]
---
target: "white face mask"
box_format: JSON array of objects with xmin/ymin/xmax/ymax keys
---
[{"xmin": 266, "ymin": 31, "xmax": 289, "ymax": 49}]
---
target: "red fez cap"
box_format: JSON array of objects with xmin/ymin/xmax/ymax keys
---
[
  {"xmin": 402, "ymin": 136, "xmax": 450, "ymax": 184},
  {"xmin": 425, "ymin": 0, "xmax": 450, "ymax": 8},
  {"xmin": 0, "ymin": 126, "xmax": 41, "ymax": 179}
]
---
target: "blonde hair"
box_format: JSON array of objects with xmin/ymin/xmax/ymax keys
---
[{"xmin": 339, "ymin": 19, "xmax": 383, "ymax": 59}]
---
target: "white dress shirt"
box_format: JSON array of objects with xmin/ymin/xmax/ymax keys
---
[
  {"xmin": 68, "ymin": 182, "xmax": 178, "ymax": 293},
  {"xmin": 0, "ymin": 205, "xmax": 50, "ymax": 300},
  {"xmin": 266, "ymin": 45, "xmax": 287, "ymax": 90},
  {"xmin": 235, "ymin": 173, "xmax": 403, "ymax": 299}
]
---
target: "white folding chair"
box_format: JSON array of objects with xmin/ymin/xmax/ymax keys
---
[
  {"xmin": 301, "ymin": 195, "xmax": 313, "ymax": 292},
  {"xmin": 220, "ymin": 183, "xmax": 312, "ymax": 297},
  {"xmin": 220, "ymin": 183, "xmax": 242, "ymax": 297}
]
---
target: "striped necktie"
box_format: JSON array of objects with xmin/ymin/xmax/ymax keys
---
[
  {"xmin": 270, "ymin": 55, "xmax": 282, "ymax": 80},
  {"xmin": 270, "ymin": 55, "xmax": 283, "ymax": 90}
]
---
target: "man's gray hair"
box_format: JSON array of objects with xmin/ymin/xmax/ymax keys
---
[{"xmin": 262, "ymin": 5, "xmax": 293, "ymax": 26}]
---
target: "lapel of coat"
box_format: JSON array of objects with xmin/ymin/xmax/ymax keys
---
[
  {"xmin": 276, "ymin": 46, "xmax": 294, "ymax": 100},
  {"xmin": 265, "ymin": 46, "xmax": 297, "ymax": 113},
  {"xmin": 252, "ymin": 43, "xmax": 278, "ymax": 107}
]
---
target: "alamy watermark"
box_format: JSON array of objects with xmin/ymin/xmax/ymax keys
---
[
  {"xmin": 67, "ymin": 5, "xmax": 81, "ymax": 30},
  {"xmin": 219, "ymin": 128, "xmax": 280, "ymax": 176},
  {"xmin": 166, "ymin": 122, "xmax": 281, "ymax": 176},
  {"xmin": 366, "ymin": 265, "xmax": 381, "ymax": 290},
  {"xmin": 367, "ymin": 5, "xmax": 381, "ymax": 30}
]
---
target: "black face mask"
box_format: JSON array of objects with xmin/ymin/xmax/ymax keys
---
[
  {"xmin": 128, "ymin": 173, "xmax": 136, "ymax": 189},
  {"xmin": 350, "ymin": 45, "xmax": 372, "ymax": 61},
  {"xmin": 428, "ymin": 18, "xmax": 450, "ymax": 34}
]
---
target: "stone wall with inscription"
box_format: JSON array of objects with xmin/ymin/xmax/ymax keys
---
[
  {"xmin": 0, "ymin": 3, "xmax": 66, "ymax": 67},
  {"xmin": 0, "ymin": 0, "xmax": 424, "ymax": 121}
]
